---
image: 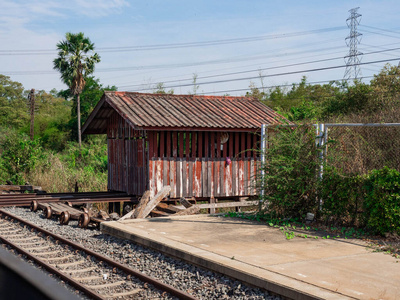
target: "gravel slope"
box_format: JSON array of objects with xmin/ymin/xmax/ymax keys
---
[{"xmin": 3, "ymin": 207, "xmax": 282, "ymax": 300}]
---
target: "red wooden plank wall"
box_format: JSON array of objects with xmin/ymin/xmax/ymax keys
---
[
  {"xmin": 106, "ymin": 112, "xmax": 262, "ymax": 197},
  {"xmin": 107, "ymin": 113, "xmax": 147, "ymax": 195},
  {"xmin": 148, "ymin": 130, "xmax": 261, "ymax": 198},
  {"xmin": 149, "ymin": 157, "xmax": 259, "ymax": 198}
]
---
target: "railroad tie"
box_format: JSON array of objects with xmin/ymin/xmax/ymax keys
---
[
  {"xmin": 106, "ymin": 289, "xmax": 143, "ymax": 298},
  {"xmin": 72, "ymin": 275, "xmax": 103, "ymax": 282},
  {"xmin": 15, "ymin": 241, "xmax": 47, "ymax": 247},
  {"xmin": 8, "ymin": 236, "xmax": 38, "ymax": 242},
  {"xmin": 34, "ymin": 251, "xmax": 60, "ymax": 257},
  {"xmin": 86, "ymin": 280, "xmax": 125, "ymax": 289},
  {"xmin": 42, "ymin": 254, "xmax": 75, "ymax": 262},
  {"xmin": 56, "ymin": 260, "xmax": 86, "ymax": 268},
  {"xmin": 66, "ymin": 267, "xmax": 97, "ymax": 274},
  {"xmin": 5, "ymin": 233, "xmax": 30, "ymax": 239},
  {"xmin": 22, "ymin": 245, "xmax": 51, "ymax": 251},
  {"xmin": 0, "ymin": 227, "xmax": 20, "ymax": 233}
]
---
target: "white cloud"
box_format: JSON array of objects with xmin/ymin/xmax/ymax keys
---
[{"xmin": 73, "ymin": 0, "xmax": 130, "ymax": 17}]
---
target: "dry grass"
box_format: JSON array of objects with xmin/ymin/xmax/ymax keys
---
[{"xmin": 27, "ymin": 153, "xmax": 107, "ymax": 193}]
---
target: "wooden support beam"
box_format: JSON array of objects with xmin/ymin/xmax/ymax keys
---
[
  {"xmin": 156, "ymin": 202, "xmax": 183, "ymax": 214},
  {"xmin": 132, "ymin": 190, "xmax": 151, "ymax": 219},
  {"xmin": 139, "ymin": 186, "xmax": 171, "ymax": 219},
  {"xmin": 174, "ymin": 205, "xmax": 200, "ymax": 216},
  {"xmin": 179, "ymin": 197, "xmax": 192, "ymax": 208},
  {"xmin": 173, "ymin": 200, "xmax": 258, "ymax": 210},
  {"xmin": 0, "ymin": 185, "xmax": 43, "ymax": 192},
  {"xmin": 210, "ymin": 197, "xmax": 216, "ymax": 214},
  {"xmin": 119, "ymin": 209, "xmax": 135, "ymax": 221},
  {"xmin": 150, "ymin": 210, "xmax": 170, "ymax": 217}
]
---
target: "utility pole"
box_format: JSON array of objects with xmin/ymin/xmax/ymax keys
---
[
  {"xmin": 344, "ymin": 7, "xmax": 363, "ymax": 81},
  {"xmin": 27, "ymin": 89, "xmax": 35, "ymax": 140}
]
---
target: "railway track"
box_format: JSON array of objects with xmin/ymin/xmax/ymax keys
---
[
  {"xmin": 0, "ymin": 192, "xmax": 138, "ymax": 207},
  {"xmin": 0, "ymin": 209, "xmax": 197, "ymax": 300}
]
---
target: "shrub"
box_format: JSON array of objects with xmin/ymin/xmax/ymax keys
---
[
  {"xmin": 320, "ymin": 166, "xmax": 365, "ymax": 226},
  {"xmin": 0, "ymin": 132, "xmax": 45, "ymax": 184},
  {"xmin": 363, "ymin": 167, "xmax": 400, "ymax": 235},
  {"xmin": 259, "ymin": 125, "xmax": 319, "ymax": 220}
]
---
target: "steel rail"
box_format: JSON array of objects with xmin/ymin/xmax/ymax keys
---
[
  {"xmin": 0, "ymin": 235, "xmax": 106, "ymax": 300},
  {"xmin": 0, "ymin": 192, "xmax": 127, "ymax": 199},
  {"xmin": 0, "ymin": 191, "xmax": 127, "ymax": 198},
  {"xmin": 0, "ymin": 209, "xmax": 198, "ymax": 300},
  {"xmin": 0, "ymin": 196, "xmax": 139, "ymax": 207}
]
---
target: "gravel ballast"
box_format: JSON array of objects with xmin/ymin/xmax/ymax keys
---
[{"xmin": 3, "ymin": 207, "xmax": 281, "ymax": 300}]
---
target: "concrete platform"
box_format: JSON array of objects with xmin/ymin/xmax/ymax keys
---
[{"xmin": 101, "ymin": 214, "xmax": 400, "ymax": 300}]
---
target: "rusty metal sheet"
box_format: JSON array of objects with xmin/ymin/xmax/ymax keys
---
[{"xmin": 82, "ymin": 91, "xmax": 287, "ymax": 134}]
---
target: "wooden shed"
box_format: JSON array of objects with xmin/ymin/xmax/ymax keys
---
[{"xmin": 82, "ymin": 92, "xmax": 285, "ymax": 199}]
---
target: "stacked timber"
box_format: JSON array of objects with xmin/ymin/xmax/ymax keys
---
[
  {"xmin": 119, "ymin": 185, "xmax": 258, "ymax": 220},
  {"xmin": 0, "ymin": 185, "xmax": 43, "ymax": 193}
]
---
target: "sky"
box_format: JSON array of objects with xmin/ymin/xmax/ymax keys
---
[{"xmin": 1, "ymin": 0, "xmax": 400, "ymax": 96}]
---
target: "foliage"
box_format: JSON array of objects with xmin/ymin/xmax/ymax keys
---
[
  {"xmin": 59, "ymin": 76, "xmax": 117, "ymax": 122},
  {"xmin": 287, "ymin": 100, "xmax": 319, "ymax": 121},
  {"xmin": 53, "ymin": 32, "xmax": 101, "ymax": 146},
  {"xmin": 27, "ymin": 140, "xmax": 107, "ymax": 193},
  {"xmin": 58, "ymin": 76, "xmax": 116, "ymax": 142},
  {"xmin": 0, "ymin": 75, "xmax": 29, "ymax": 129},
  {"xmin": 60, "ymin": 136, "xmax": 108, "ymax": 172},
  {"xmin": 259, "ymin": 125, "xmax": 319, "ymax": 220},
  {"xmin": 154, "ymin": 82, "xmax": 174, "ymax": 94},
  {"xmin": 322, "ymin": 81, "xmax": 374, "ymax": 117},
  {"xmin": 363, "ymin": 167, "xmax": 400, "ymax": 235},
  {"xmin": 189, "ymin": 73, "xmax": 200, "ymax": 95},
  {"xmin": 0, "ymin": 131, "xmax": 44, "ymax": 184},
  {"xmin": 53, "ymin": 33, "xmax": 101, "ymax": 96},
  {"xmin": 258, "ymin": 122, "xmax": 400, "ymax": 236},
  {"xmin": 370, "ymin": 64, "xmax": 400, "ymax": 106},
  {"xmin": 21, "ymin": 90, "xmax": 71, "ymax": 150},
  {"xmin": 319, "ymin": 166, "xmax": 365, "ymax": 226}
]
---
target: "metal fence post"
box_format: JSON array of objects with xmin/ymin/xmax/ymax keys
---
[
  {"xmin": 316, "ymin": 123, "xmax": 326, "ymax": 209},
  {"xmin": 260, "ymin": 124, "xmax": 268, "ymax": 204}
]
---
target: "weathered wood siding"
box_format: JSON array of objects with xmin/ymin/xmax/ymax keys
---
[
  {"xmin": 147, "ymin": 130, "xmax": 260, "ymax": 198},
  {"xmin": 106, "ymin": 113, "xmax": 261, "ymax": 197},
  {"xmin": 149, "ymin": 157, "xmax": 259, "ymax": 198},
  {"xmin": 107, "ymin": 113, "xmax": 148, "ymax": 195}
]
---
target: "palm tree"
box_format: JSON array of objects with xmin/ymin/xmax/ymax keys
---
[{"xmin": 53, "ymin": 32, "xmax": 100, "ymax": 147}]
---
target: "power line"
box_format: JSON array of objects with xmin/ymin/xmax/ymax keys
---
[
  {"xmin": 118, "ymin": 47, "xmax": 400, "ymax": 89},
  {"xmin": 196, "ymin": 76, "xmax": 376, "ymax": 95},
  {"xmin": 359, "ymin": 29, "xmax": 400, "ymax": 41},
  {"xmin": 0, "ymin": 45, "xmax": 347, "ymax": 76},
  {"xmin": 359, "ymin": 24, "xmax": 400, "ymax": 36},
  {"xmin": 0, "ymin": 26, "xmax": 346, "ymax": 56},
  {"xmin": 127, "ymin": 57, "xmax": 400, "ymax": 92},
  {"xmin": 5, "ymin": 44, "xmax": 398, "ymax": 78}
]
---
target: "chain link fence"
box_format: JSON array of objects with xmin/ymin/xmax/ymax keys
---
[
  {"xmin": 262, "ymin": 123, "xmax": 400, "ymax": 176},
  {"xmin": 325, "ymin": 124, "xmax": 400, "ymax": 174}
]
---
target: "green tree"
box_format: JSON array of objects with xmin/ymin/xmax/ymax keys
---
[
  {"xmin": 53, "ymin": 32, "xmax": 101, "ymax": 147},
  {"xmin": 58, "ymin": 77, "xmax": 116, "ymax": 142},
  {"xmin": 0, "ymin": 75, "xmax": 29, "ymax": 129},
  {"xmin": 59, "ymin": 76, "xmax": 116, "ymax": 122},
  {"xmin": 0, "ymin": 131, "xmax": 44, "ymax": 184},
  {"xmin": 370, "ymin": 64, "xmax": 400, "ymax": 106},
  {"xmin": 29, "ymin": 90, "xmax": 71, "ymax": 150}
]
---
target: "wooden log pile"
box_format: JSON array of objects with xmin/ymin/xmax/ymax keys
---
[
  {"xmin": 0, "ymin": 185, "xmax": 43, "ymax": 193},
  {"xmin": 119, "ymin": 185, "xmax": 258, "ymax": 220}
]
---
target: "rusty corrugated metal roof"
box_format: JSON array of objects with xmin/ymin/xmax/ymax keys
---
[{"xmin": 83, "ymin": 91, "xmax": 286, "ymax": 134}]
